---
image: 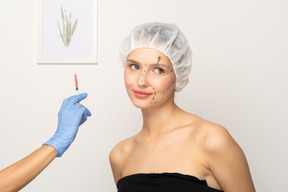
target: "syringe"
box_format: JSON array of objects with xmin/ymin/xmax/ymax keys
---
[{"xmin": 74, "ymin": 72, "xmax": 79, "ymax": 95}]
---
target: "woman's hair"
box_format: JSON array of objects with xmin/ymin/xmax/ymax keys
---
[{"xmin": 120, "ymin": 22, "xmax": 192, "ymax": 92}]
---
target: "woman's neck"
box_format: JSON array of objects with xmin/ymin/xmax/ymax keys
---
[{"xmin": 140, "ymin": 99, "xmax": 182, "ymax": 137}]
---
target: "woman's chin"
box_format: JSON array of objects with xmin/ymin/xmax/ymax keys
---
[{"xmin": 131, "ymin": 100, "xmax": 156, "ymax": 109}]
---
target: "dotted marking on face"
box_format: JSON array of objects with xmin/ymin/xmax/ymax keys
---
[
  {"xmin": 149, "ymin": 56, "xmax": 175, "ymax": 105},
  {"xmin": 149, "ymin": 84, "xmax": 156, "ymax": 93},
  {"xmin": 149, "ymin": 84, "xmax": 156, "ymax": 104},
  {"xmin": 163, "ymin": 68, "xmax": 174, "ymax": 77},
  {"xmin": 144, "ymin": 63, "xmax": 147, "ymax": 74},
  {"xmin": 140, "ymin": 63, "xmax": 147, "ymax": 84},
  {"xmin": 149, "ymin": 79, "xmax": 175, "ymax": 104}
]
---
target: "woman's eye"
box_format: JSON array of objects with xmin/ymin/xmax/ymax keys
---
[
  {"xmin": 130, "ymin": 64, "xmax": 139, "ymax": 70},
  {"xmin": 154, "ymin": 68, "xmax": 164, "ymax": 74}
]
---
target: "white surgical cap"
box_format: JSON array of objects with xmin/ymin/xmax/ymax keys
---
[{"xmin": 120, "ymin": 22, "xmax": 192, "ymax": 92}]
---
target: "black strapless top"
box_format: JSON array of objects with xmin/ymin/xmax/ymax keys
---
[{"xmin": 117, "ymin": 172, "xmax": 223, "ymax": 192}]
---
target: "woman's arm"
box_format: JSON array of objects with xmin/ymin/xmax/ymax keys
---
[
  {"xmin": 205, "ymin": 125, "xmax": 255, "ymax": 192},
  {"xmin": 0, "ymin": 145, "xmax": 58, "ymax": 192},
  {"xmin": 109, "ymin": 138, "xmax": 133, "ymax": 185},
  {"xmin": 109, "ymin": 144, "xmax": 124, "ymax": 185}
]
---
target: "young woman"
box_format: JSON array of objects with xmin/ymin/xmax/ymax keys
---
[{"xmin": 109, "ymin": 23, "xmax": 255, "ymax": 192}]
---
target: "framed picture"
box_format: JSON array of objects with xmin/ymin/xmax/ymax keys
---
[{"xmin": 37, "ymin": 0, "xmax": 97, "ymax": 64}]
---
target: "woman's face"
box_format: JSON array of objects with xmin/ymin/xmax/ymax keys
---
[{"xmin": 124, "ymin": 48, "xmax": 176, "ymax": 109}]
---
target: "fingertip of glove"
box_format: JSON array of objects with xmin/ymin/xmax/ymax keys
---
[
  {"xmin": 81, "ymin": 92, "xmax": 88, "ymax": 96},
  {"xmin": 78, "ymin": 92, "xmax": 88, "ymax": 98},
  {"xmin": 74, "ymin": 93, "xmax": 88, "ymax": 103}
]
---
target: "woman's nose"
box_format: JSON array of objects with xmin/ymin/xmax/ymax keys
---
[{"xmin": 137, "ymin": 70, "xmax": 149, "ymax": 87}]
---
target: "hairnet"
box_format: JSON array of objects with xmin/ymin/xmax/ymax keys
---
[{"xmin": 120, "ymin": 22, "xmax": 192, "ymax": 92}]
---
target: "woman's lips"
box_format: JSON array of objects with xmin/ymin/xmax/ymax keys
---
[{"xmin": 133, "ymin": 90, "xmax": 153, "ymax": 99}]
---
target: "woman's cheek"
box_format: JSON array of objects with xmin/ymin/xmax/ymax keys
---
[
  {"xmin": 148, "ymin": 78, "xmax": 176, "ymax": 104},
  {"xmin": 124, "ymin": 70, "xmax": 136, "ymax": 87}
]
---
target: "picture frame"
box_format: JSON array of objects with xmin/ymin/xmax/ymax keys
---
[{"xmin": 37, "ymin": 0, "xmax": 97, "ymax": 64}]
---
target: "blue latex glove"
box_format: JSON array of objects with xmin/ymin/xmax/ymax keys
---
[{"xmin": 43, "ymin": 93, "xmax": 92, "ymax": 157}]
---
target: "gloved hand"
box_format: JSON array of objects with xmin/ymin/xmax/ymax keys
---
[{"xmin": 43, "ymin": 93, "xmax": 92, "ymax": 157}]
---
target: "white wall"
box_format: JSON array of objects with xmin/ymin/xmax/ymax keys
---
[{"xmin": 0, "ymin": 0, "xmax": 287, "ymax": 191}]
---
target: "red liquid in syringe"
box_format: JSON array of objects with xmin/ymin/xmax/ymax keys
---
[{"xmin": 74, "ymin": 73, "xmax": 79, "ymax": 95}]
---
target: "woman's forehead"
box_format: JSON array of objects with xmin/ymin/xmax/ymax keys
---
[{"xmin": 127, "ymin": 48, "xmax": 173, "ymax": 66}]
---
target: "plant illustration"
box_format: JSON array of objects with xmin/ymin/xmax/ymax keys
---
[{"xmin": 57, "ymin": 6, "xmax": 78, "ymax": 47}]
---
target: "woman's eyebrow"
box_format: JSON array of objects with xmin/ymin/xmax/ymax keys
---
[
  {"xmin": 126, "ymin": 59, "xmax": 140, "ymax": 64},
  {"xmin": 151, "ymin": 63, "xmax": 171, "ymax": 69},
  {"xmin": 127, "ymin": 59, "xmax": 171, "ymax": 69}
]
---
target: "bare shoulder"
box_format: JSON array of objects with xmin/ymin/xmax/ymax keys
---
[
  {"xmin": 191, "ymin": 117, "xmax": 255, "ymax": 191},
  {"xmin": 178, "ymin": 111, "xmax": 237, "ymax": 152},
  {"xmin": 198, "ymin": 120, "xmax": 237, "ymax": 153},
  {"xmin": 109, "ymin": 136, "xmax": 135, "ymax": 166},
  {"xmin": 109, "ymin": 136, "xmax": 136, "ymax": 184}
]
